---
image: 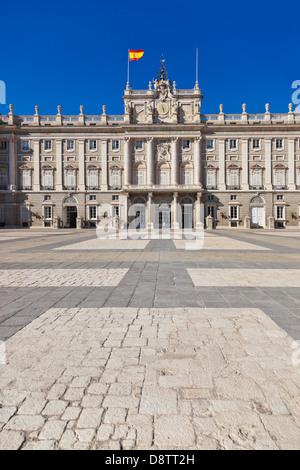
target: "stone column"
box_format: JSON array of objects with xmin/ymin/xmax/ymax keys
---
[
  {"xmin": 8, "ymin": 136, "xmax": 17, "ymax": 190},
  {"xmin": 147, "ymin": 137, "xmax": 154, "ymax": 185},
  {"xmin": 33, "ymin": 140, "xmax": 40, "ymax": 190},
  {"xmin": 124, "ymin": 137, "xmax": 131, "ymax": 186},
  {"xmin": 219, "ymin": 139, "xmax": 226, "ymax": 190},
  {"xmin": 241, "ymin": 139, "xmax": 249, "ymax": 190},
  {"xmin": 195, "ymin": 192, "xmax": 203, "ymax": 229},
  {"xmin": 171, "ymin": 137, "xmax": 178, "ymax": 185},
  {"xmin": 194, "ymin": 137, "xmax": 202, "ymax": 186},
  {"xmin": 265, "ymin": 139, "xmax": 272, "ymax": 190},
  {"xmin": 147, "ymin": 192, "xmax": 153, "ymax": 229},
  {"xmin": 288, "ymin": 138, "xmax": 296, "ymax": 190},
  {"xmin": 78, "ymin": 139, "xmax": 85, "ymax": 190},
  {"xmin": 56, "ymin": 140, "xmax": 63, "ymax": 190},
  {"xmin": 172, "ymin": 192, "xmax": 179, "ymax": 229},
  {"xmin": 101, "ymin": 140, "xmax": 108, "ymax": 190},
  {"xmin": 123, "ymin": 193, "xmax": 128, "ymax": 229}
]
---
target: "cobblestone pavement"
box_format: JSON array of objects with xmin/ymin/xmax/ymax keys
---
[{"xmin": 0, "ymin": 228, "xmax": 300, "ymax": 450}]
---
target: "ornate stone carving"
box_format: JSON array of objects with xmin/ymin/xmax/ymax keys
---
[{"xmin": 157, "ymin": 142, "xmax": 171, "ymax": 162}]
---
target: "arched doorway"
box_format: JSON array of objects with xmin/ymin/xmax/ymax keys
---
[
  {"xmin": 63, "ymin": 195, "xmax": 78, "ymax": 228},
  {"xmin": 250, "ymin": 196, "xmax": 265, "ymax": 228},
  {"xmin": 181, "ymin": 197, "xmax": 194, "ymax": 229},
  {"xmin": 131, "ymin": 197, "xmax": 147, "ymax": 228}
]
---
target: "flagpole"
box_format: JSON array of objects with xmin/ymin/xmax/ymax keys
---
[
  {"xmin": 196, "ymin": 47, "xmax": 198, "ymax": 84},
  {"xmin": 127, "ymin": 49, "xmax": 130, "ymax": 87}
]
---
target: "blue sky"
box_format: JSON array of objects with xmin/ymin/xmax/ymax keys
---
[{"xmin": 1, "ymin": 0, "xmax": 300, "ymax": 116}]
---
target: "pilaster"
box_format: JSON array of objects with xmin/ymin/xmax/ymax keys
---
[
  {"xmin": 8, "ymin": 135, "xmax": 17, "ymax": 189},
  {"xmin": 147, "ymin": 137, "xmax": 154, "ymax": 185},
  {"xmin": 56, "ymin": 140, "xmax": 63, "ymax": 190},
  {"xmin": 33, "ymin": 140, "xmax": 40, "ymax": 190},
  {"xmin": 101, "ymin": 140, "xmax": 108, "ymax": 189},
  {"xmin": 288, "ymin": 138, "xmax": 296, "ymax": 190},
  {"xmin": 78, "ymin": 139, "xmax": 85, "ymax": 190},
  {"xmin": 124, "ymin": 137, "xmax": 131, "ymax": 186}
]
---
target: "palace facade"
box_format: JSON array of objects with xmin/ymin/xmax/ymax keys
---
[{"xmin": 0, "ymin": 61, "xmax": 300, "ymax": 230}]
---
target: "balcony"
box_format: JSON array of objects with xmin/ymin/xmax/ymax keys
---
[
  {"xmin": 273, "ymin": 186, "xmax": 288, "ymax": 190},
  {"xmin": 227, "ymin": 185, "xmax": 241, "ymax": 190},
  {"xmin": 0, "ymin": 185, "xmax": 7, "ymax": 190},
  {"xmin": 41, "ymin": 186, "xmax": 55, "ymax": 191},
  {"xmin": 64, "ymin": 186, "xmax": 78, "ymax": 191},
  {"xmin": 87, "ymin": 186, "xmax": 100, "ymax": 191},
  {"xmin": 249, "ymin": 185, "xmax": 264, "ymax": 190}
]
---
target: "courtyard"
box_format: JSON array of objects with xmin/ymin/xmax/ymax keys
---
[{"xmin": 0, "ymin": 228, "xmax": 299, "ymax": 450}]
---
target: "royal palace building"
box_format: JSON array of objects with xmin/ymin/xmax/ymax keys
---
[{"xmin": 0, "ymin": 61, "xmax": 300, "ymax": 230}]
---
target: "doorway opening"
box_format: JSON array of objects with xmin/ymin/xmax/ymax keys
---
[{"xmin": 66, "ymin": 206, "xmax": 77, "ymax": 228}]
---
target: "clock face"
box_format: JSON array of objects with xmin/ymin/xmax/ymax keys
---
[{"xmin": 157, "ymin": 102, "xmax": 169, "ymax": 115}]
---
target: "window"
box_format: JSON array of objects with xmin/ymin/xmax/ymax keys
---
[
  {"xmin": 276, "ymin": 206, "xmax": 284, "ymax": 219},
  {"xmin": 22, "ymin": 141, "xmax": 30, "ymax": 151},
  {"xmin": 183, "ymin": 140, "xmax": 190, "ymax": 150},
  {"xmin": 67, "ymin": 140, "xmax": 75, "ymax": 150},
  {"xmin": 208, "ymin": 194, "xmax": 214, "ymax": 201},
  {"xmin": 183, "ymin": 170, "xmax": 191, "ymax": 185},
  {"xmin": 21, "ymin": 170, "xmax": 31, "ymax": 189},
  {"xmin": 110, "ymin": 170, "xmax": 121, "ymax": 188},
  {"xmin": 0, "ymin": 141, "xmax": 7, "ymax": 150},
  {"xmin": 89, "ymin": 195, "xmax": 96, "ymax": 201},
  {"xmin": 229, "ymin": 139, "xmax": 237, "ymax": 150},
  {"xmin": 0, "ymin": 206, "xmax": 4, "ymax": 220},
  {"xmin": 43, "ymin": 170, "xmax": 54, "ymax": 188},
  {"xmin": 112, "ymin": 195, "xmax": 119, "ymax": 201},
  {"xmin": 136, "ymin": 170, "xmax": 144, "ymax": 185},
  {"xmin": 274, "ymin": 169, "xmax": 285, "ymax": 187},
  {"xmin": 88, "ymin": 170, "xmax": 98, "ymax": 188},
  {"xmin": 112, "ymin": 140, "xmax": 119, "ymax": 150},
  {"xmin": 113, "ymin": 206, "xmax": 119, "ymax": 217},
  {"xmin": 44, "ymin": 195, "xmax": 51, "ymax": 201},
  {"xmin": 276, "ymin": 139, "xmax": 283, "ymax": 149},
  {"xmin": 230, "ymin": 206, "xmax": 238, "ymax": 219},
  {"xmin": 206, "ymin": 140, "xmax": 214, "ymax": 150},
  {"xmin": 228, "ymin": 169, "xmax": 239, "ymax": 187},
  {"xmin": 135, "ymin": 140, "xmax": 143, "ymax": 150},
  {"xmin": 0, "ymin": 170, "xmax": 7, "ymax": 187},
  {"xmin": 159, "ymin": 169, "xmax": 168, "ymax": 186},
  {"xmin": 44, "ymin": 140, "xmax": 52, "ymax": 151},
  {"xmin": 277, "ymin": 195, "xmax": 283, "ymax": 200},
  {"xmin": 65, "ymin": 170, "xmax": 76, "ymax": 188},
  {"xmin": 252, "ymin": 139, "xmax": 260, "ymax": 149},
  {"xmin": 230, "ymin": 195, "xmax": 237, "ymax": 200},
  {"xmin": 21, "ymin": 205, "xmax": 30, "ymax": 220},
  {"xmin": 207, "ymin": 206, "xmax": 215, "ymax": 218},
  {"xmin": 89, "ymin": 206, "xmax": 97, "ymax": 220},
  {"xmin": 252, "ymin": 169, "xmax": 263, "ymax": 187},
  {"xmin": 89, "ymin": 140, "xmax": 97, "ymax": 150},
  {"xmin": 44, "ymin": 206, "xmax": 52, "ymax": 220},
  {"xmin": 206, "ymin": 170, "xmax": 216, "ymax": 187}
]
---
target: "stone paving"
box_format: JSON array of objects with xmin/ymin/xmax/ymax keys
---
[{"xmin": 0, "ymin": 228, "xmax": 300, "ymax": 450}]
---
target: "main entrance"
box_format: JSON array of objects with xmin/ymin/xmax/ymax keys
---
[
  {"xmin": 66, "ymin": 206, "xmax": 77, "ymax": 228},
  {"xmin": 155, "ymin": 203, "xmax": 171, "ymax": 228},
  {"xmin": 250, "ymin": 207, "xmax": 265, "ymax": 228},
  {"xmin": 250, "ymin": 196, "xmax": 265, "ymax": 228},
  {"xmin": 181, "ymin": 198, "xmax": 194, "ymax": 228}
]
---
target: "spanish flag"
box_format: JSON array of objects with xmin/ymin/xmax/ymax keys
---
[{"xmin": 129, "ymin": 50, "xmax": 144, "ymax": 61}]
